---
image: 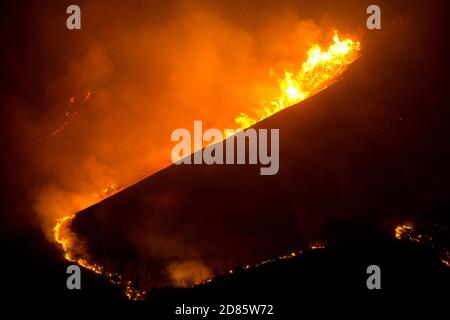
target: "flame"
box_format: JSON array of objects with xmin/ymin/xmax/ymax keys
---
[
  {"xmin": 52, "ymin": 184, "xmax": 146, "ymax": 300},
  {"xmin": 394, "ymin": 223, "xmax": 414, "ymax": 240},
  {"xmin": 234, "ymin": 32, "xmax": 361, "ymax": 130},
  {"xmin": 53, "ymin": 214, "xmax": 104, "ymax": 274}
]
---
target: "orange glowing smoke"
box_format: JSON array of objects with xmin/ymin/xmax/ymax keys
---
[
  {"xmin": 234, "ymin": 32, "xmax": 361, "ymax": 129},
  {"xmin": 168, "ymin": 260, "xmax": 213, "ymax": 287}
]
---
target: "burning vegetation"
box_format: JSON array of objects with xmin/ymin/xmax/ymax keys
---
[
  {"xmin": 53, "ymin": 184, "xmax": 145, "ymax": 300},
  {"xmin": 234, "ymin": 32, "xmax": 361, "ymax": 129}
]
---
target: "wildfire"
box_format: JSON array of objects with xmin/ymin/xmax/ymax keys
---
[
  {"xmin": 50, "ymin": 31, "xmax": 361, "ymax": 299},
  {"xmin": 53, "ymin": 214, "xmax": 104, "ymax": 274},
  {"xmin": 394, "ymin": 223, "xmax": 414, "ymax": 240},
  {"xmin": 234, "ymin": 32, "xmax": 361, "ymax": 129}
]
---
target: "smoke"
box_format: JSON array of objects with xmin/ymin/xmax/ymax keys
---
[
  {"xmin": 1, "ymin": 0, "xmax": 362, "ymax": 265},
  {"xmin": 167, "ymin": 260, "xmax": 213, "ymax": 287}
]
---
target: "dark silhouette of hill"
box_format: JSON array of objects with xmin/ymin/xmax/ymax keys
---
[{"xmin": 146, "ymin": 235, "xmax": 450, "ymax": 314}]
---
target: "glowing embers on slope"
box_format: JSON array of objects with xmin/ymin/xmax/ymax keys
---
[
  {"xmin": 53, "ymin": 214, "xmax": 103, "ymax": 274},
  {"xmin": 394, "ymin": 223, "xmax": 450, "ymax": 267},
  {"xmin": 234, "ymin": 32, "xmax": 361, "ymax": 130},
  {"xmin": 200, "ymin": 243, "xmax": 326, "ymax": 286},
  {"xmin": 394, "ymin": 223, "xmax": 415, "ymax": 241},
  {"xmin": 50, "ymin": 91, "xmax": 91, "ymax": 137}
]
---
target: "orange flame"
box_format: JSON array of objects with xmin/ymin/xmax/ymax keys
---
[
  {"xmin": 52, "ymin": 184, "xmax": 145, "ymax": 300},
  {"xmin": 53, "ymin": 214, "xmax": 104, "ymax": 274},
  {"xmin": 234, "ymin": 32, "xmax": 361, "ymax": 130},
  {"xmin": 394, "ymin": 223, "xmax": 414, "ymax": 240}
]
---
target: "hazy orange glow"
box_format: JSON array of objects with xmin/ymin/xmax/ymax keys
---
[
  {"xmin": 234, "ymin": 32, "xmax": 361, "ymax": 130},
  {"xmin": 53, "ymin": 214, "xmax": 103, "ymax": 273}
]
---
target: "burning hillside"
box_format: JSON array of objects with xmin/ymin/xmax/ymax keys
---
[
  {"xmin": 69, "ymin": 4, "xmax": 450, "ymax": 296},
  {"xmin": 51, "ymin": 30, "xmax": 361, "ymax": 299}
]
